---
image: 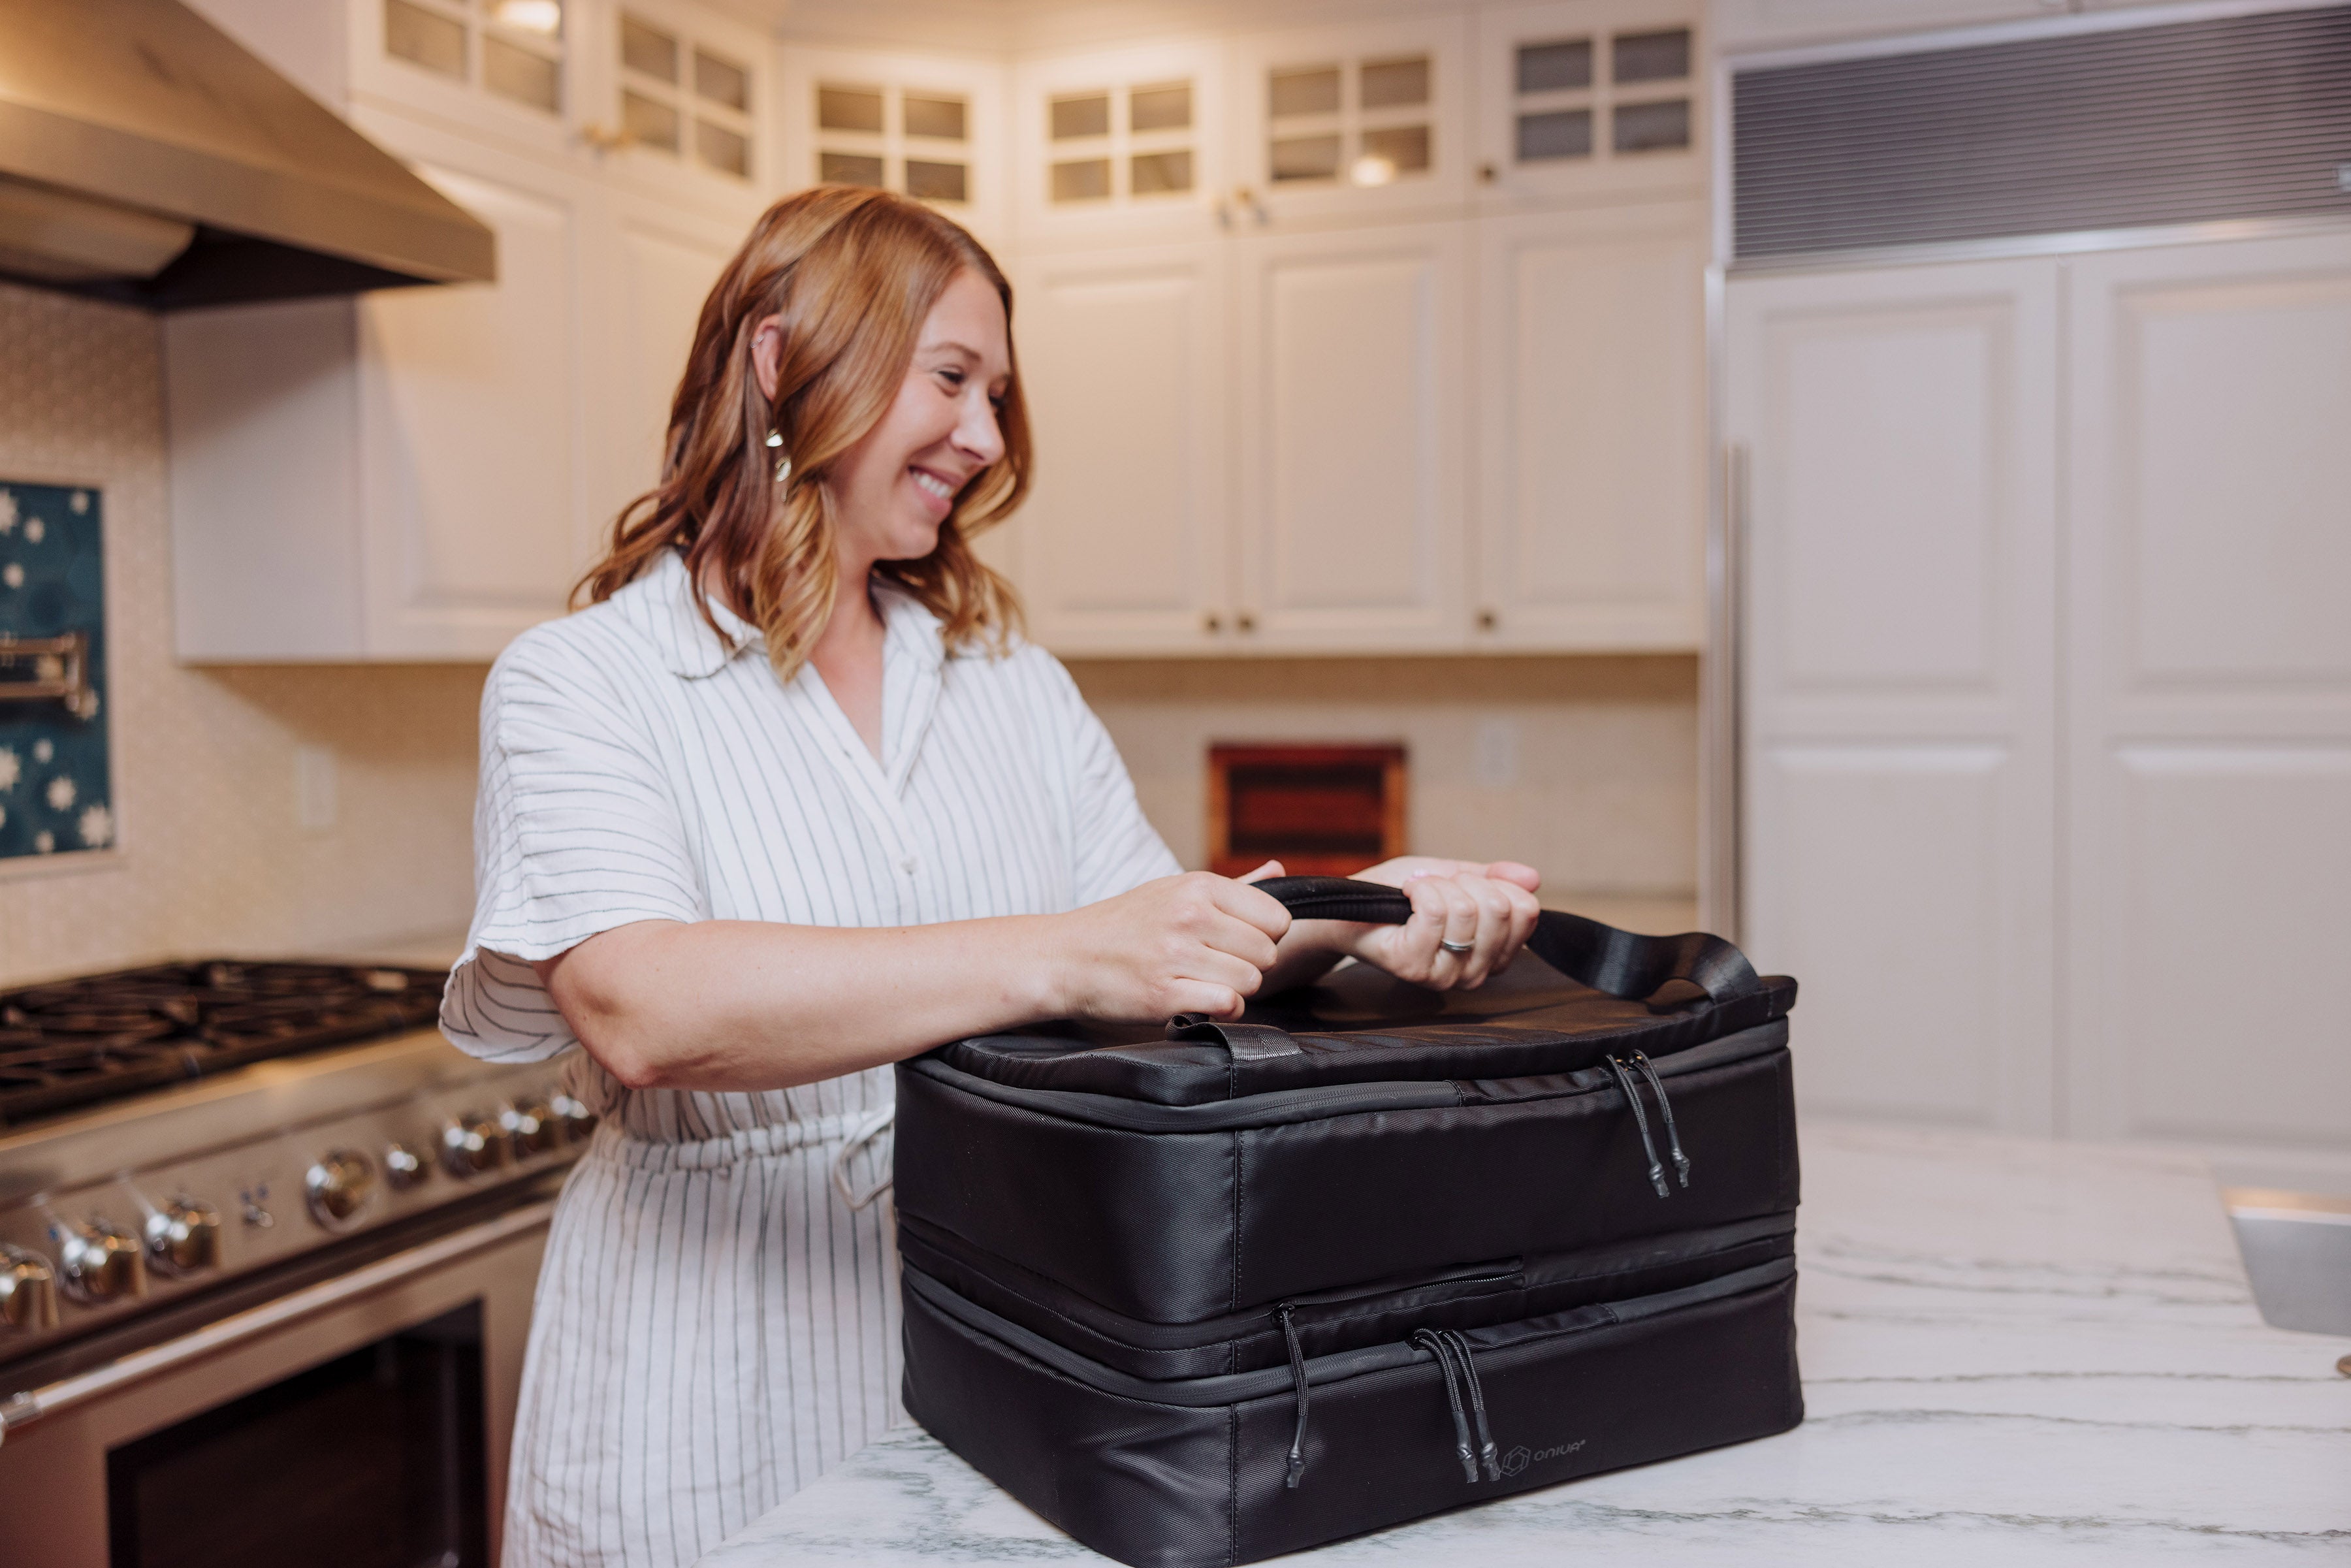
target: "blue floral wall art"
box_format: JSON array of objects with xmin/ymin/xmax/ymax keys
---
[{"xmin": 0, "ymin": 481, "xmax": 112, "ymax": 863}]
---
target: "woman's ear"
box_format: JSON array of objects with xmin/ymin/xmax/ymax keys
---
[{"xmin": 750, "ymin": 313, "xmax": 785, "ymax": 405}]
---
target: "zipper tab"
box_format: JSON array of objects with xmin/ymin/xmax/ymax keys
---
[
  {"xmin": 1606, "ymin": 1055, "xmax": 1671, "ymax": 1198},
  {"xmin": 1278, "ymin": 1303, "xmax": 1311, "ymax": 1489},
  {"xmin": 1442, "ymin": 1329, "xmax": 1500, "ymax": 1481},
  {"xmin": 1411, "ymin": 1328, "xmax": 1480, "ymax": 1484},
  {"xmin": 1631, "ymin": 1051, "xmax": 1691, "ymax": 1189}
]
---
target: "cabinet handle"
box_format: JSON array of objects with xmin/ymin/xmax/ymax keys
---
[
  {"xmin": 1234, "ymin": 186, "xmax": 1269, "ymax": 227},
  {"xmin": 1202, "ymin": 611, "xmax": 1224, "ymax": 633},
  {"xmin": 1235, "ymin": 610, "xmax": 1258, "ymax": 633},
  {"xmin": 1477, "ymin": 607, "xmax": 1499, "ymax": 632},
  {"xmin": 1479, "ymin": 162, "xmax": 1498, "ymax": 184},
  {"xmin": 579, "ymin": 123, "xmax": 637, "ymax": 153}
]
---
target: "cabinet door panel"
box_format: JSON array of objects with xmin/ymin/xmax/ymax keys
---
[
  {"xmin": 1011, "ymin": 245, "xmax": 1228, "ymax": 653},
  {"xmin": 1233, "ymin": 12, "xmax": 1471, "ymax": 228},
  {"xmin": 600, "ymin": 200, "xmax": 737, "ymax": 538},
  {"xmin": 1235, "ymin": 224, "xmax": 1467, "ymax": 649},
  {"xmin": 1728, "ymin": 258, "xmax": 2058, "ymax": 1132},
  {"xmin": 1012, "ymin": 39, "xmax": 1226, "ymax": 251},
  {"xmin": 1475, "ymin": 203, "xmax": 1704, "ymax": 648},
  {"xmin": 1475, "ymin": 0, "xmax": 1707, "ymax": 212},
  {"xmin": 358, "ymin": 160, "xmax": 583, "ymax": 656},
  {"xmin": 2063, "ymin": 232, "xmax": 2351, "ymax": 1149}
]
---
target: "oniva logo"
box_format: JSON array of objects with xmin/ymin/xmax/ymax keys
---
[{"xmin": 1498, "ymin": 1439, "xmax": 1587, "ymax": 1478}]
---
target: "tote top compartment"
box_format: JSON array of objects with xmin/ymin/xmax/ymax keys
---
[{"xmin": 928, "ymin": 878, "xmax": 1797, "ymax": 1106}]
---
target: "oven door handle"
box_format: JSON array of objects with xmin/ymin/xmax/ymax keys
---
[{"xmin": 0, "ymin": 1196, "xmax": 555, "ymax": 1448}]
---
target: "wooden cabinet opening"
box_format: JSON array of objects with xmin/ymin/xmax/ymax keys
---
[{"xmin": 1207, "ymin": 743, "xmax": 1406, "ymax": 877}]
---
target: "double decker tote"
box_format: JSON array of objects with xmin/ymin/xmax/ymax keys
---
[{"xmin": 894, "ymin": 877, "xmax": 1803, "ymax": 1568}]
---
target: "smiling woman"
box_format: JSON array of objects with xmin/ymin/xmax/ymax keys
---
[{"xmin": 437, "ymin": 186, "xmax": 1544, "ymax": 1568}]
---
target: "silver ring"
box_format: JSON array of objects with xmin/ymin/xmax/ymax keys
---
[{"xmin": 1438, "ymin": 938, "xmax": 1475, "ymax": 955}]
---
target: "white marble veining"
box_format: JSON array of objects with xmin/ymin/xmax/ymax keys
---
[{"xmin": 697, "ymin": 1123, "xmax": 2351, "ymax": 1565}]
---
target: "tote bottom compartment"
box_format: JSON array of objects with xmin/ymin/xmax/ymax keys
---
[{"xmin": 901, "ymin": 1258, "xmax": 1803, "ymax": 1568}]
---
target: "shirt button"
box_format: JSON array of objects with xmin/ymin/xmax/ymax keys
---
[{"xmin": 899, "ymin": 856, "xmax": 919, "ymax": 876}]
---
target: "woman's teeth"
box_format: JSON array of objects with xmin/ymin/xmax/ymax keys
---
[{"xmin": 912, "ymin": 471, "xmax": 954, "ymax": 501}]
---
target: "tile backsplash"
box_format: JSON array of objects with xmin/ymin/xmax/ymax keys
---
[{"xmin": 0, "ymin": 283, "xmax": 485, "ymax": 987}]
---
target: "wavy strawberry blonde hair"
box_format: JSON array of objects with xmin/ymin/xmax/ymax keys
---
[{"xmin": 575, "ymin": 186, "xmax": 1029, "ymax": 679}]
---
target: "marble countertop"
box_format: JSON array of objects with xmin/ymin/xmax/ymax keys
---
[{"xmin": 699, "ymin": 1123, "xmax": 2351, "ymax": 1565}]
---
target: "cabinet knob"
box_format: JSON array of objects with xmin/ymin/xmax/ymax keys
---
[
  {"xmin": 549, "ymin": 1093, "xmax": 598, "ymax": 1145},
  {"xmin": 1477, "ymin": 607, "xmax": 1499, "ymax": 632},
  {"xmin": 1235, "ymin": 611, "xmax": 1258, "ymax": 633},
  {"xmin": 1479, "ymin": 162, "xmax": 1498, "ymax": 184},
  {"xmin": 579, "ymin": 123, "xmax": 637, "ymax": 153},
  {"xmin": 1202, "ymin": 611, "xmax": 1223, "ymax": 633}
]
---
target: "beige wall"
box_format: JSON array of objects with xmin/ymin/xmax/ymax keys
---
[
  {"xmin": 1070, "ymin": 655, "xmax": 1700, "ymax": 921},
  {"xmin": 0, "ymin": 283, "xmax": 487, "ymax": 987}
]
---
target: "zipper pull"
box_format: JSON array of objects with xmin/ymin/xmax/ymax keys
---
[
  {"xmin": 1606, "ymin": 1055, "xmax": 1671, "ymax": 1198},
  {"xmin": 1411, "ymin": 1328, "xmax": 1480, "ymax": 1484},
  {"xmin": 1442, "ymin": 1329, "xmax": 1500, "ymax": 1481},
  {"xmin": 1631, "ymin": 1051, "xmax": 1691, "ymax": 1189},
  {"xmin": 1279, "ymin": 1303, "xmax": 1311, "ymax": 1489}
]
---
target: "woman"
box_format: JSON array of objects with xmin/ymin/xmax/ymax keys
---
[{"xmin": 440, "ymin": 186, "xmax": 1543, "ymax": 1568}]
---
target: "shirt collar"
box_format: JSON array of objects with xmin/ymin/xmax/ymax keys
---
[{"xmin": 618, "ymin": 549, "xmax": 946, "ymax": 680}]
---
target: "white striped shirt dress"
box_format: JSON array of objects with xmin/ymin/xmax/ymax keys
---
[{"xmin": 439, "ymin": 549, "xmax": 1181, "ymax": 1568}]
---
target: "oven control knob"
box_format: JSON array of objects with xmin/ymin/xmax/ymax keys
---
[
  {"xmin": 384, "ymin": 1142, "xmax": 431, "ymax": 1191},
  {"xmin": 501, "ymin": 1100, "xmax": 559, "ymax": 1159},
  {"xmin": 0, "ymin": 1245, "xmax": 59, "ymax": 1334},
  {"xmin": 58, "ymin": 1219, "xmax": 147, "ymax": 1305},
  {"xmin": 304, "ymin": 1151, "xmax": 377, "ymax": 1231},
  {"xmin": 440, "ymin": 1114, "xmax": 510, "ymax": 1179},
  {"xmin": 144, "ymin": 1198, "xmax": 222, "ymax": 1275},
  {"xmin": 550, "ymin": 1093, "xmax": 597, "ymax": 1144}
]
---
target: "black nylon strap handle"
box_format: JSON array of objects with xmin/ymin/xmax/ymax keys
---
[{"xmin": 1253, "ymin": 874, "xmax": 1763, "ymax": 1006}]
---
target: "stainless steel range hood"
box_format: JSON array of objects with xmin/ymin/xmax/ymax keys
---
[{"xmin": 0, "ymin": 0, "xmax": 494, "ymax": 310}]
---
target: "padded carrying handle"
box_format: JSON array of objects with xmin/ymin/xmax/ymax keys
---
[{"xmin": 1253, "ymin": 874, "xmax": 1763, "ymax": 1007}]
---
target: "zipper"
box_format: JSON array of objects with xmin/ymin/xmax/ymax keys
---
[
  {"xmin": 1604, "ymin": 1055, "xmax": 1670, "ymax": 1198},
  {"xmin": 1409, "ymin": 1328, "xmax": 1480, "ymax": 1482},
  {"xmin": 1630, "ymin": 1051, "xmax": 1691, "ymax": 1189},
  {"xmin": 1409, "ymin": 1328, "xmax": 1501, "ymax": 1484},
  {"xmin": 1277, "ymin": 1302, "xmax": 1311, "ymax": 1488}
]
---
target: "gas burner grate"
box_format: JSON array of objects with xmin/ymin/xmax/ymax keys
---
[{"xmin": 0, "ymin": 961, "xmax": 447, "ymax": 1126}]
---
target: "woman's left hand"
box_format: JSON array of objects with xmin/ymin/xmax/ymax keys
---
[{"xmin": 1254, "ymin": 856, "xmax": 1542, "ymax": 991}]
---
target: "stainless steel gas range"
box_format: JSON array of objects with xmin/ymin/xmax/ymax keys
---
[{"xmin": 0, "ymin": 959, "xmax": 585, "ymax": 1568}]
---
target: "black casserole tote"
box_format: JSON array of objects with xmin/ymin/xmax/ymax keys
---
[{"xmin": 894, "ymin": 877, "xmax": 1802, "ymax": 1568}]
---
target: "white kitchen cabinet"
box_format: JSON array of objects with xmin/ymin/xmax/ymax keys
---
[
  {"xmin": 1727, "ymin": 257, "xmax": 2062, "ymax": 1133},
  {"xmin": 1473, "ymin": 0, "xmax": 1706, "ymax": 212},
  {"xmin": 167, "ymin": 95, "xmax": 748, "ymax": 660},
  {"xmin": 1231, "ymin": 13, "xmax": 1473, "ymax": 229},
  {"xmin": 592, "ymin": 187, "xmax": 743, "ymax": 534},
  {"xmin": 1011, "ymin": 38, "xmax": 1230, "ymax": 252},
  {"xmin": 1473, "ymin": 200, "xmax": 1706, "ymax": 649},
  {"xmin": 348, "ymin": 0, "xmax": 580, "ymax": 160},
  {"xmin": 2058, "ymin": 231, "xmax": 2351, "ymax": 1155},
  {"xmin": 1727, "ymin": 230, "xmax": 2351, "ymax": 1160},
  {"xmin": 1003, "ymin": 243, "xmax": 1230, "ymax": 654},
  {"xmin": 1230, "ymin": 221, "xmax": 1470, "ymax": 651},
  {"xmin": 780, "ymin": 44, "xmax": 1008, "ymax": 246},
  {"xmin": 168, "ymin": 108, "xmax": 601, "ymax": 660},
  {"xmin": 592, "ymin": 2, "xmax": 772, "ymax": 214}
]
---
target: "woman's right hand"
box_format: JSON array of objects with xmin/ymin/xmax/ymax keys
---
[{"xmin": 1048, "ymin": 872, "xmax": 1292, "ymax": 1022}]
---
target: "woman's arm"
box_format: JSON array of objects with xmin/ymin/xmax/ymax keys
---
[{"xmin": 534, "ymin": 871, "xmax": 1290, "ymax": 1093}]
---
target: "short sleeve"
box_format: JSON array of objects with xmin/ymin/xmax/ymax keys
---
[
  {"xmin": 1045, "ymin": 655, "xmax": 1182, "ymax": 905},
  {"xmin": 439, "ymin": 629, "xmax": 708, "ymax": 1062}
]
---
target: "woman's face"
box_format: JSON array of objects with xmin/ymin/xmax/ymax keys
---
[{"xmin": 828, "ymin": 267, "xmax": 1011, "ymax": 568}]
